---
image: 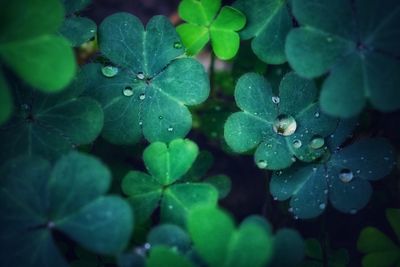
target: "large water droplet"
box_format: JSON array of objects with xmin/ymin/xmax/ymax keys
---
[
  {"xmin": 273, "ymin": 114, "xmax": 297, "ymax": 136},
  {"xmin": 310, "ymin": 135, "xmax": 325, "ymax": 149},
  {"xmin": 339, "ymin": 169, "xmax": 354, "ymax": 183},
  {"xmin": 139, "ymin": 93, "xmax": 146, "ymax": 100},
  {"xmin": 257, "ymin": 160, "xmax": 268, "ymax": 169},
  {"xmin": 137, "ymin": 72, "xmax": 145, "ymax": 80},
  {"xmin": 123, "ymin": 86, "xmax": 133, "ymax": 96},
  {"xmin": 101, "ymin": 66, "xmax": 118, "ymax": 78},
  {"xmin": 292, "ymin": 139, "xmax": 302, "ymax": 149},
  {"xmin": 173, "ymin": 41, "xmax": 182, "ymax": 49},
  {"xmin": 272, "ymin": 96, "xmax": 280, "ymax": 104}
]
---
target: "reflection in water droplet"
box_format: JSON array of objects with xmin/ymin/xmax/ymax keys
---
[
  {"xmin": 144, "ymin": 243, "xmax": 151, "ymax": 250},
  {"xmin": 314, "ymin": 112, "xmax": 320, "ymax": 118},
  {"xmin": 292, "ymin": 139, "xmax": 302, "ymax": 149},
  {"xmin": 139, "ymin": 121, "xmax": 143, "ymax": 126},
  {"xmin": 158, "ymin": 116, "xmax": 163, "ymax": 120},
  {"xmin": 257, "ymin": 160, "xmax": 268, "ymax": 169},
  {"xmin": 101, "ymin": 66, "xmax": 119, "ymax": 78},
  {"xmin": 123, "ymin": 86, "xmax": 133, "ymax": 96},
  {"xmin": 339, "ymin": 169, "xmax": 354, "ymax": 183},
  {"xmin": 173, "ymin": 41, "xmax": 182, "ymax": 49},
  {"xmin": 139, "ymin": 93, "xmax": 146, "ymax": 100},
  {"xmin": 167, "ymin": 126, "xmax": 173, "ymax": 132},
  {"xmin": 319, "ymin": 203, "xmax": 326, "ymax": 209},
  {"xmin": 273, "ymin": 114, "xmax": 297, "ymax": 136},
  {"xmin": 272, "ymin": 96, "xmax": 280, "ymax": 104},
  {"xmin": 310, "ymin": 135, "xmax": 325, "ymax": 149},
  {"xmin": 137, "ymin": 72, "xmax": 145, "ymax": 80}
]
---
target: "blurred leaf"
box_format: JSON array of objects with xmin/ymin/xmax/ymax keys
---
[{"xmin": 147, "ymin": 246, "xmax": 195, "ymax": 267}]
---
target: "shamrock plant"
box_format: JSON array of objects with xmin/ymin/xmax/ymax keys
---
[
  {"xmin": 0, "ymin": 152, "xmax": 133, "ymax": 267},
  {"xmin": 302, "ymin": 239, "xmax": 349, "ymax": 267},
  {"xmin": 270, "ymin": 120, "xmax": 396, "ymax": 219},
  {"xmin": 0, "ymin": 72, "xmax": 104, "ymax": 162},
  {"xmin": 233, "ymin": 0, "xmax": 293, "ymax": 64},
  {"xmin": 224, "ymin": 72, "xmax": 337, "ymax": 170},
  {"xmin": 358, "ymin": 209, "xmax": 400, "ymax": 267},
  {"xmin": 0, "ymin": 0, "xmax": 77, "ymax": 124},
  {"xmin": 122, "ymin": 139, "xmax": 220, "ymax": 226},
  {"xmin": 59, "ymin": 0, "xmax": 97, "ymax": 47},
  {"xmin": 286, "ymin": 0, "xmax": 400, "ymax": 118},
  {"xmin": 83, "ymin": 13, "xmax": 209, "ymax": 144},
  {"xmin": 177, "ymin": 0, "xmax": 246, "ymax": 59}
]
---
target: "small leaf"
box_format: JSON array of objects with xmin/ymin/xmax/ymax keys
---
[
  {"xmin": 147, "ymin": 246, "xmax": 195, "ymax": 267},
  {"xmin": 143, "ymin": 139, "xmax": 199, "ymax": 185},
  {"xmin": 59, "ymin": 17, "xmax": 97, "ymax": 47},
  {"xmin": 268, "ymin": 229, "xmax": 305, "ymax": 267},
  {"xmin": 358, "ymin": 227, "xmax": 398, "ymax": 253}
]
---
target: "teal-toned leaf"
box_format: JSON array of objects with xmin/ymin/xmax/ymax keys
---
[
  {"xmin": 387, "ymin": 209, "xmax": 400, "ymax": 242},
  {"xmin": 233, "ymin": 0, "xmax": 292, "ymax": 64},
  {"xmin": 268, "ymin": 229, "xmax": 305, "ymax": 267},
  {"xmin": 0, "ymin": 70, "xmax": 12, "ymax": 125},
  {"xmin": 177, "ymin": 0, "xmax": 245, "ymax": 59},
  {"xmin": 161, "ymin": 183, "xmax": 218, "ymax": 226},
  {"xmin": 143, "ymin": 139, "xmax": 199, "ymax": 185},
  {"xmin": 147, "ymin": 224, "xmax": 191, "ymax": 253},
  {"xmin": 118, "ymin": 252, "xmax": 146, "ymax": 267},
  {"xmin": 0, "ymin": 35, "xmax": 77, "ymax": 92},
  {"xmin": 286, "ymin": 0, "xmax": 400, "ymax": 117},
  {"xmin": 0, "ymin": 0, "xmax": 64, "ymax": 43},
  {"xmin": 0, "ymin": 152, "xmax": 134, "ymax": 267},
  {"xmin": 147, "ymin": 246, "xmax": 195, "ymax": 267},
  {"xmin": 62, "ymin": 0, "xmax": 92, "ymax": 15},
  {"xmin": 182, "ymin": 150, "xmax": 214, "ymax": 182},
  {"xmin": 122, "ymin": 171, "xmax": 163, "ymax": 223},
  {"xmin": 327, "ymin": 118, "xmax": 358, "ymax": 150},
  {"xmin": 187, "ymin": 205, "xmax": 273, "ymax": 267},
  {"xmin": 0, "ymin": 74, "xmax": 104, "ymax": 161},
  {"xmin": 225, "ymin": 72, "xmax": 337, "ymax": 170},
  {"xmin": 60, "ymin": 17, "xmax": 96, "ymax": 47},
  {"xmin": 204, "ymin": 175, "xmax": 231, "ymax": 199},
  {"xmin": 84, "ymin": 14, "xmax": 209, "ymax": 144}
]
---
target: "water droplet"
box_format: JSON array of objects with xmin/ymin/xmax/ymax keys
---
[
  {"xmin": 139, "ymin": 93, "xmax": 146, "ymax": 100},
  {"xmin": 101, "ymin": 65, "xmax": 118, "ymax": 78},
  {"xmin": 158, "ymin": 115, "xmax": 163, "ymax": 120},
  {"xmin": 310, "ymin": 135, "xmax": 325, "ymax": 149},
  {"xmin": 339, "ymin": 169, "xmax": 354, "ymax": 183},
  {"xmin": 273, "ymin": 196, "xmax": 278, "ymax": 200},
  {"xmin": 288, "ymin": 207, "xmax": 293, "ymax": 213},
  {"xmin": 139, "ymin": 121, "xmax": 143, "ymax": 126},
  {"xmin": 314, "ymin": 112, "xmax": 320, "ymax": 118},
  {"xmin": 167, "ymin": 126, "xmax": 174, "ymax": 132},
  {"xmin": 257, "ymin": 160, "xmax": 268, "ymax": 169},
  {"xmin": 173, "ymin": 41, "xmax": 182, "ymax": 49},
  {"xmin": 123, "ymin": 86, "xmax": 133, "ymax": 96},
  {"xmin": 292, "ymin": 139, "xmax": 302, "ymax": 149},
  {"xmin": 144, "ymin": 243, "xmax": 151, "ymax": 250},
  {"xmin": 272, "ymin": 96, "xmax": 280, "ymax": 104},
  {"xmin": 326, "ymin": 36, "xmax": 333, "ymax": 42},
  {"xmin": 273, "ymin": 114, "xmax": 297, "ymax": 136},
  {"xmin": 291, "ymin": 157, "xmax": 297, "ymax": 162},
  {"xmin": 319, "ymin": 203, "xmax": 326, "ymax": 209},
  {"xmin": 324, "ymin": 189, "xmax": 328, "ymax": 194},
  {"xmin": 356, "ymin": 170, "xmax": 361, "ymax": 174},
  {"xmin": 294, "ymin": 216, "xmax": 299, "ymax": 220},
  {"xmin": 137, "ymin": 72, "xmax": 145, "ymax": 80},
  {"xmin": 168, "ymin": 205, "xmax": 173, "ymax": 210},
  {"xmin": 312, "ymin": 167, "xmax": 317, "ymax": 172}
]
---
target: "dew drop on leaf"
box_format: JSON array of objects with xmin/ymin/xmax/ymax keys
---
[
  {"xmin": 173, "ymin": 41, "xmax": 182, "ymax": 49},
  {"xmin": 319, "ymin": 203, "xmax": 326, "ymax": 209},
  {"xmin": 309, "ymin": 135, "xmax": 325, "ymax": 149},
  {"xmin": 137, "ymin": 72, "xmax": 145, "ymax": 80},
  {"xmin": 272, "ymin": 96, "xmax": 280, "ymax": 104},
  {"xmin": 167, "ymin": 126, "xmax": 174, "ymax": 132},
  {"xmin": 314, "ymin": 112, "xmax": 320, "ymax": 118},
  {"xmin": 339, "ymin": 169, "xmax": 354, "ymax": 183},
  {"xmin": 144, "ymin": 243, "xmax": 151, "ymax": 250},
  {"xmin": 123, "ymin": 86, "xmax": 134, "ymax": 97},
  {"xmin": 101, "ymin": 65, "xmax": 119, "ymax": 78},
  {"xmin": 292, "ymin": 139, "xmax": 302, "ymax": 149},
  {"xmin": 139, "ymin": 93, "xmax": 146, "ymax": 100},
  {"xmin": 256, "ymin": 160, "xmax": 268, "ymax": 169},
  {"xmin": 158, "ymin": 115, "xmax": 163, "ymax": 120},
  {"xmin": 273, "ymin": 114, "xmax": 297, "ymax": 136}
]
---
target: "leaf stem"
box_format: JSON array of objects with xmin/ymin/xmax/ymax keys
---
[{"xmin": 210, "ymin": 51, "xmax": 216, "ymax": 97}]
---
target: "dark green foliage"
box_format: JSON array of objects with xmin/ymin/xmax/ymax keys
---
[
  {"xmin": 302, "ymin": 239, "xmax": 349, "ymax": 267},
  {"xmin": 0, "ymin": 152, "xmax": 134, "ymax": 267},
  {"xmin": 286, "ymin": 0, "xmax": 400, "ymax": 117}
]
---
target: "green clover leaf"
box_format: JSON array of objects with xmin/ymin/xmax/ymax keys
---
[
  {"xmin": 224, "ymin": 72, "xmax": 337, "ymax": 170},
  {"xmin": 302, "ymin": 239, "xmax": 349, "ymax": 267},
  {"xmin": 177, "ymin": 0, "xmax": 246, "ymax": 59},
  {"xmin": 83, "ymin": 13, "xmax": 210, "ymax": 144},
  {"xmin": 270, "ymin": 120, "xmax": 396, "ymax": 219},
  {"xmin": 286, "ymin": 0, "xmax": 400, "ymax": 117},
  {"xmin": 147, "ymin": 246, "xmax": 195, "ymax": 267},
  {"xmin": 0, "ymin": 71, "xmax": 104, "ymax": 162},
  {"xmin": 268, "ymin": 229, "xmax": 305, "ymax": 267},
  {"xmin": 358, "ymin": 209, "xmax": 400, "ymax": 267},
  {"xmin": 233, "ymin": 0, "xmax": 293, "ymax": 64},
  {"xmin": 147, "ymin": 224, "xmax": 191, "ymax": 253},
  {"xmin": 0, "ymin": 152, "xmax": 134, "ymax": 267},
  {"xmin": 187, "ymin": 205, "xmax": 274, "ymax": 267},
  {"xmin": 122, "ymin": 139, "xmax": 219, "ymax": 226}
]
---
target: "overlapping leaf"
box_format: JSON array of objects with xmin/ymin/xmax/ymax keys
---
[
  {"xmin": 0, "ymin": 72, "xmax": 104, "ymax": 162},
  {"xmin": 233, "ymin": 0, "xmax": 292, "ymax": 64},
  {"xmin": 302, "ymin": 239, "xmax": 349, "ymax": 267},
  {"xmin": 285, "ymin": 0, "xmax": 400, "ymax": 117},
  {"xmin": 177, "ymin": 0, "xmax": 246, "ymax": 59},
  {"xmin": 224, "ymin": 72, "xmax": 337, "ymax": 170},
  {"xmin": 83, "ymin": 13, "xmax": 210, "ymax": 144},
  {"xmin": 122, "ymin": 139, "xmax": 219, "ymax": 226},
  {"xmin": 0, "ymin": 152, "xmax": 134, "ymax": 267},
  {"xmin": 270, "ymin": 120, "xmax": 396, "ymax": 219}
]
